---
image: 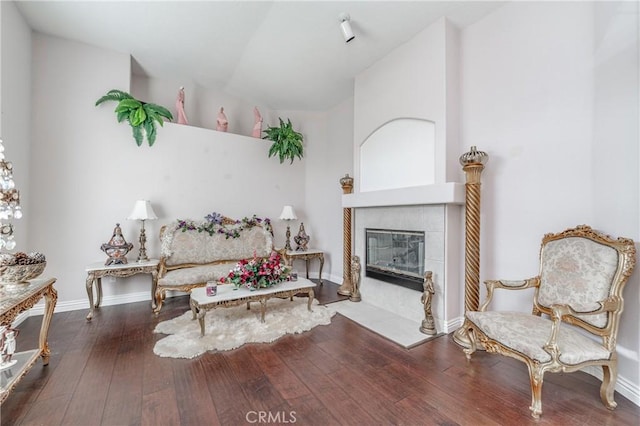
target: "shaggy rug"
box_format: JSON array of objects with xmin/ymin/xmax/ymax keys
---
[{"xmin": 153, "ymin": 298, "xmax": 335, "ymax": 359}]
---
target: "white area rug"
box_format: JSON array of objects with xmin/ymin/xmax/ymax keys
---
[{"xmin": 153, "ymin": 298, "xmax": 335, "ymax": 359}]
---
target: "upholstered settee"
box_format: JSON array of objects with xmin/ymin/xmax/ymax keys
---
[{"xmin": 153, "ymin": 215, "xmax": 275, "ymax": 313}]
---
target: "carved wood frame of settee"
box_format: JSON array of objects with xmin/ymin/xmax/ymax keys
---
[{"xmin": 461, "ymin": 225, "xmax": 636, "ymax": 418}]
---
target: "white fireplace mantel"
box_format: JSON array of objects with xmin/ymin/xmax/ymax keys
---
[{"xmin": 342, "ymin": 182, "xmax": 465, "ymax": 208}]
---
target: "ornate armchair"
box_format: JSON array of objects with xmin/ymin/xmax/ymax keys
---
[{"xmin": 462, "ymin": 225, "xmax": 636, "ymax": 418}]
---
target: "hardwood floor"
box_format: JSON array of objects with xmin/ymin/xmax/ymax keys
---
[{"xmin": 2, "ymin": 281, "xmax": 639, "ymax": 425}]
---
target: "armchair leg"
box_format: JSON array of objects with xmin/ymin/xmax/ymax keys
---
[
  {"xmin": 600, "ymin": 364, "xmax": 618, "ymax": 410},
  {"xmin": 527, "ymin": 363, "xmax": 544, "ymax": 418}
]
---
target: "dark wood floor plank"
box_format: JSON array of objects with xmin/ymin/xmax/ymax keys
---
[
  {"xmin": 16, "ymin": 394, "xmax": 67, "ymax": 426},
  {"xmin": 274, "ymin": 344, "xmax": 377, "ymax": 425},
  {"xmin": 141, "ymin": 387, "xmax": 181, "ymax": 426},
  {"xmin": 101, "ymin": 339, "xmax": 145, "ymax": 425},
  {"xmin": 200, "ymin": 354, "xmax": 253, "ymax": 426},
  {"xmin": 225, "ymin": 348, "xmax": 288, "ymax": 412},
  {"xmin": 247, "ymin": 345, "xmax": 311, "ymax": 400},
  {"xmin": 59, "ymin": 321, "xmax": 123, "ymax": 425},
  {"xmin": 1, "ymin": 281, "xmax": 638, "ymax": 425},
  {"xmin": 172, "ymin": 359, "xmax": 219, "ymax": 425}
]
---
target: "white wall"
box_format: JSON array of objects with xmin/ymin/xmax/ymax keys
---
[
  {"xmin": 0, "ymin": 1, "xmax": 32, "ymax": 250},
  {"xmin": 462, "ymin": 1, "xmax": 595, "ymax": 300},
  {"xmin": 592, "ymin": 0, "xmax": 639, "ymax": 399},
  {"xmin": 29, "ymin": 33, "xmax": 306, "ymax": 309},
  {"xmin": 354, "ymin": 18, "xmax": 454, "ymax": 190},
  {"xmin": 462, "ymin": 1, "xmax": 638, "ymax": 404},
  {"xmin": 302, "ymin": 96, "xmax": 354, "ymax": 282}
]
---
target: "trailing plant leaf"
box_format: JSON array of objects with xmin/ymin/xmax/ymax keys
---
[
  {"xmin": 96, "ymin": 89, "xmax": 173, "ymax": 147},
  {"xmin": 131, "ymin": 124, "xmax": 144, "ymax": 147},
  {"xmin": 144, "ymin": 120, "xmax": 157, "ymax": 146},
  {"xmin": 115, "ymin": 98, "xmax": 142, "ymax": 112},
  {"xmin": 95, "ymin": 89, "xmax": 133, "ymax": 106},
  {"xmin": 116, "ymin": 110, "xmax": 129, "ymax": 123}
]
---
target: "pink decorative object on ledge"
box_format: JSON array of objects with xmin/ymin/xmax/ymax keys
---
[
  {"xmin": 216, "ymin": 107, "xmax": 228, "ymax": 132},
  {"xmin": 175, "ymin": 87, "xmax": 189, "ymax": 125},
  {"xmin": 252, "ymin": 107, "xmax": 263, "ymax": 138}
]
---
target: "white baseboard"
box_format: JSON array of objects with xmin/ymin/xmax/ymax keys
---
[
  {"xmin": 582, "ymin": 364, "xmax": 640, "ymax": 407},
  {"xmin": 24, "ymin": 291, "xmax": 154, "ymax": 317},
  {"xmin": 327, "ymin": 273, "xmax": 343, "ymax": 285},
  {"xmin": 444, "ymin": 316, "xmax": 464, "ymax": 334}
]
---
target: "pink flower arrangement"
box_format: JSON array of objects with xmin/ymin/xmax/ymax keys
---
[{"xmin": 220, "ymin": 251, "xmax": 290, "ymax": 290}]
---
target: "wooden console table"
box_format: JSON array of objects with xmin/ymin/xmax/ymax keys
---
[
  {"xmin": 85, "ymin": 259, "xmax": 158, "ymax": 320},
  {"xmin": 284, "ymin": 249, "xmax": 325, "ymax": 284},
  {"xmin": 190, "ymin": 279, "xmax": 316, "ymax": 336},
  {"xmin": 0, "ymin": 277, "xmax": 57, "ymax": 404}
]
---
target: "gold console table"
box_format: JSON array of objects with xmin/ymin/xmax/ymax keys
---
[
  {"xmin": 0, "ymin": 277, "xmax": 57, "ymax": 404},
  {"xmin": 85, "ymin": 259, "xmax": 159, "ymax": 320},
  {"xmin": 284, "ymin": 249, "xmax": 325, "ymax": 284}
]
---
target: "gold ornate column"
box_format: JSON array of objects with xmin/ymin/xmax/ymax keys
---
[
  {"xmin": 453, "ymin": 146, "xmax": 488, "ymax": 348},
  {"xmin": 337, "ymin": 174, "xmax": 354, "ymax": 296}
]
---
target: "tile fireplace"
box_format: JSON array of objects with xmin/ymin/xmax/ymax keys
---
[{"xmin": 365, "ymin": 228, "xmax": 425, "ymax": 292}]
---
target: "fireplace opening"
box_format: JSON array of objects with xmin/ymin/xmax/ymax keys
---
[{"xmin": 365, "ymin": 228, "xmax": 425, "ymax": 291}]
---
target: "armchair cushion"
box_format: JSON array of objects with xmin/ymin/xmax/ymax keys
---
[{"xmin": 467, "ymin": 311, "xmax": 611, "ymax": 365}]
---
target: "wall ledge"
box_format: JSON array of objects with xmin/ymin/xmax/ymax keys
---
[{"xmin": 342, "ymin": 183, "xmax": 465, "ymax": 208}]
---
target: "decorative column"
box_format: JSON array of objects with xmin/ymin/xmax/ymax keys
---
[
  {"xmin": 453, "ymin": 146, "xmax": 488, "ymax": 348},
  {"xmin": 337, "ymin": 174, "xmax": 354, "ymax": 296}
]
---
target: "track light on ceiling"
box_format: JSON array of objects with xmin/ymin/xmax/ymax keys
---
[{"xmin": 339, "ymin": 13, "xmax": 355, "ymax": 43}]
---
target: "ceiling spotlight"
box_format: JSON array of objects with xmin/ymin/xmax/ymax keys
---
[{"xmin": 339, "ymin": 13, "xmax": 355, "ymax": 43}]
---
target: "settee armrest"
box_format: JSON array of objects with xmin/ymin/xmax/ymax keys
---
[{"xmin": 479, "ymin": 277, "xmax": 540, "ymax": 312}]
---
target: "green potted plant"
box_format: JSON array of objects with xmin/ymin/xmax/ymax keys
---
[
  {"xmin": 263, "ymin": 118, "xmax": 304, "ymax": 164},
  {"xmin": 95, "ymin": 89, "xmax": 173, "ymax": 147}
]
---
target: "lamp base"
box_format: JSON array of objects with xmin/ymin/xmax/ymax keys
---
[
  {"xmin": 137, "ymin": 225, "xmax": 149, "ymax": 263},
  {"xmin": 284, "ymin": 225, "xmax": 292, "ymax": 251}
]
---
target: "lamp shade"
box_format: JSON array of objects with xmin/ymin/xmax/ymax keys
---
[
  {"xmin": 279, "ymin": 205, "xmax": 297, "ymax": 221},
  {"xmin": 127, "ymin": 200, "xmax": 158, "ymax": 221}
]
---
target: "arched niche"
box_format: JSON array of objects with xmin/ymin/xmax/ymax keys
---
[{"xmin": 359, "ymin": 118, "xmax": 435, "ymax": 192}]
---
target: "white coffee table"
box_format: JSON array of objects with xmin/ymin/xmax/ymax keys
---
[{"xmin": 189, "ymin": 278, "xmax": 316, "ymax": 336}]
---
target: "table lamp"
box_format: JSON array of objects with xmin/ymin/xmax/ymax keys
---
[
  {"xmin": 279, "ymin": 205, "xmax": 297, "ymax": 251},
  {"xmin": 127, "ymin": 200, "xmax": 158, "ymax": 262}
]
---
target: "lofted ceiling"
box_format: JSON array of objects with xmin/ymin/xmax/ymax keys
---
[{"xmin": 16, "ymin": 1, "xmax": 506, "ymax": 111}]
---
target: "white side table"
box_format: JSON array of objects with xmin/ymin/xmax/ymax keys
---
[
  {"xmin": 284, "ymin": 249, "xmax": 325, "ymax": 284},
  {"xmin": 85, "ymin": 259, "xmax": 159, "ymax": 320}
]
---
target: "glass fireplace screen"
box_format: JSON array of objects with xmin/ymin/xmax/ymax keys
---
[{"xmin": 365, "ymin": 228, "xmax": 425, "ymax": 290}]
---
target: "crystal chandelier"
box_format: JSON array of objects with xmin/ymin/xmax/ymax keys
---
[{"xmin": 0, "ymin": 139, "xmax": 21, "ymax": 250}]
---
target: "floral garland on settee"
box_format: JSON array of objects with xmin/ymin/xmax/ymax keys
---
[
  {"xmin": 160, "ymin": 212, "xmax": 272, "ymax": 258},
  {"xmin": 219, "ymin": 251, "xmax": 290, "ymax": 290},
  {"xmin": 176, "ymin": 212, "xmax": 272, "ymax": 238}
]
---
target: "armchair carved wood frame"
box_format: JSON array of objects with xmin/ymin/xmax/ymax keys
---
[{"xmin": 462, "ymin": 225, "xmax": 636, "ymax": 418}]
